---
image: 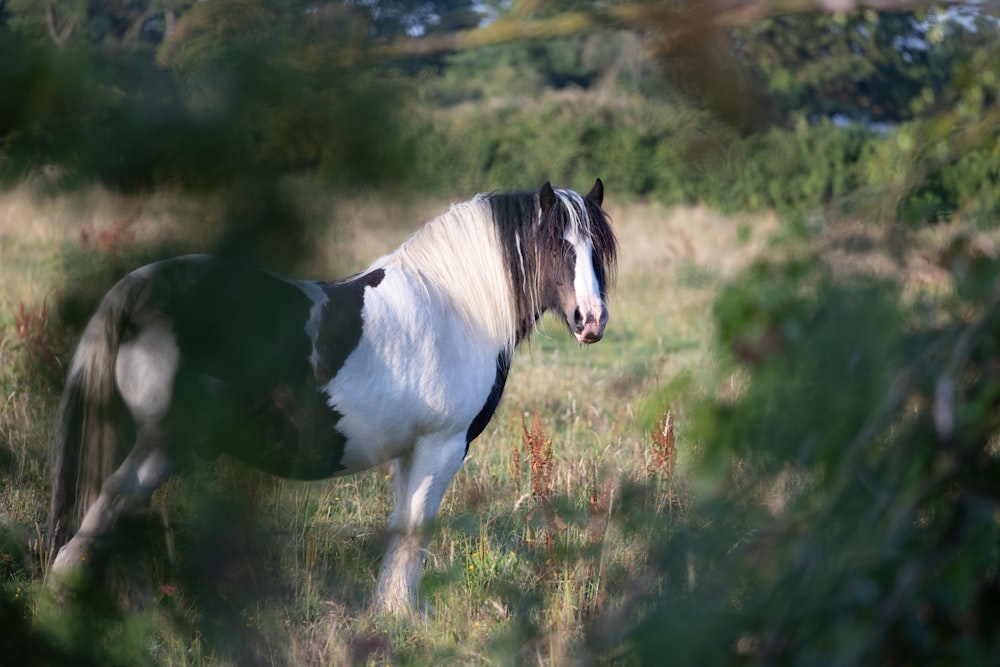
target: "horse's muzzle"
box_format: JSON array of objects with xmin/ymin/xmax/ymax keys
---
[{"xmin": 574, "ymin": 303, "xmax": 608, "ymax": 344}]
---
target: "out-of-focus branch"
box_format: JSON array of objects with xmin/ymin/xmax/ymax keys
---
[
  {"xmin": 122, "ymin": 9, "xmax": 155, "ymax": 45},
  {"xmin": 380, "ymin": 0, "xmax": 997, "ymax": 58},
  {"xmin": 379, "ymin": 9, "xmax": 604, "ymax": 57},
  {"xmin": 44, "ymin": 1, "xmax": 79, "ymax": 47}
]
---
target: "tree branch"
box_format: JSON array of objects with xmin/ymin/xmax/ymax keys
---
[
  {"xmin": 44, "ymin": 1, "xmax": 79, "ymax": 48},
  {"xmin": 123, "ymin": 8, "xmax": 155, "ymax": 45},
  {"xmin": 380, "ymin": 0, "xmax": 1000, "ymax": 59}
]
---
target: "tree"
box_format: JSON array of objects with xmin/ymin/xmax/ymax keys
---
[
  {"xmin": 0, "ymin": 0, "xmax": 418, "ymax": 189},
  {"xmin": 734, "ymin": 10, "xmax": 1000, "ymax": 124}
]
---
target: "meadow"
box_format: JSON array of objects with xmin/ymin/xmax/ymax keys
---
[{"xmin": 0, "ymin": 178, "xmax": 987, "ymax": 665}]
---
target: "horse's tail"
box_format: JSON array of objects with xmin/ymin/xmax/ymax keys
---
[{"xmin": 47, "ymin": 277, "xmax": 138, "ymax": 551}]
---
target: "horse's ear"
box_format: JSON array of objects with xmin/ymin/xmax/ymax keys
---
[
  {"xmin": 586, "ymin": 178, "xmax": 604, "ymax": 207},
  {"xmin": 539, "ymin": 181, "xmax": 557, "ymax": 214}
]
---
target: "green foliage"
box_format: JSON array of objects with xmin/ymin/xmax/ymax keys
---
[
  {"xmin": 408, "ymin": 95, "xmax": 735, "ymax": 201},
  {"xmin": 623, "ymin": 235, "xmax": 1000, "ymax": 664},
  {"xmin": 738, "ymin": 12, "xmax": 928, "ymax": 123},
  {"xmin": 708, "ymin": 121, "xmax": 874, "ymax": 215},
  {"xmin": 0, "ymin": 1, "xmax": 415, "ymax": 191},
  {"xmin": 400, "ymin": 6, "xmax": 1000, "ymax": 223},
  {"xmin": 415, "ymin": 30, "xmax": 647, "ymax": 104},
  {"xmin": 733, "ymin": 10, "xmax": 1000, "ymax": 125},
  {"xmin": 4, "ymin": 3, "xmax": 1000, "ymax": 226}
]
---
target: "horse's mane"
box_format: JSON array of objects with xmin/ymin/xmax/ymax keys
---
[
  {"xmin": 369, "ymin": 195, "xmax": 522, "ymax": 351},
  {"xmin": 368, "ymin": 187, "xmax": 616, "ymax": 353}
]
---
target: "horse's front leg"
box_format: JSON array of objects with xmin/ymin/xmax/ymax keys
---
[{"xmin": 375, "ymin": 433, "xmax": 467, "ymax": 615}]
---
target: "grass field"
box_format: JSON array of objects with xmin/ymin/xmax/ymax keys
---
[{"xmin": 0, "ymin": 179, "xmax": 957, "ymax": 665}]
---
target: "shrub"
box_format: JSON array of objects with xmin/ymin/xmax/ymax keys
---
[{"xmin": 615, "ymin": 243, "xmax": 1000, "ymax": 664}]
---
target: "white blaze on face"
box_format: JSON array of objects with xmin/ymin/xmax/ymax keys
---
[
  {"xmin": 557, "ymin": 189, "xmax": 608, "ymax": 344},
  {"xmin": 569, "ymin": 231, "xmax": 601, "ymax": 307}
]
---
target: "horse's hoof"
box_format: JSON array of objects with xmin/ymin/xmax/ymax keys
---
[
  {"xmin": 372, "ymin": 596, "xmax": 435, "ymax": 620},
  {"xmin": 45, "ymin": 541, "xmax": 96, "ymax": 599},
  {"xmin": 45, "ymin": 566, "xmax": 87, "ymax": 602},
  {"xmin": 50, "ymin": 541, "xmax": 91, "ymax": 574}
]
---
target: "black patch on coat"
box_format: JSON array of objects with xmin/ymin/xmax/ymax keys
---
[
  {"xmin": 168, "ymin": 260, "xmax": 315, "ymax": 394},
  {"xmin": 465, "ymin": 352, "xmax": 511, "ymax": 455},
  {"xmin": 163, "ymin": 259, "xmax": 383, "ymax": 480},
  {"xmin": 314, "ymin": 268, "xmax": 384, "ymax": 385}
]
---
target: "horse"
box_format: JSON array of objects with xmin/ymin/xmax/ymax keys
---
[{"xmin": 46, "ymin": 179, "xmax": 617, "ymax": 613}]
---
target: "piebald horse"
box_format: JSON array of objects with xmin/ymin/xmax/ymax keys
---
[{"xmin": 47, "ymin": 180, "xmax": 617, "ymax": 612}]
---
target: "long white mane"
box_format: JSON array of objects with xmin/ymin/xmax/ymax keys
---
[{"xmin": 369, "ymin": 196, "xmax": 520, "ymax": 351}]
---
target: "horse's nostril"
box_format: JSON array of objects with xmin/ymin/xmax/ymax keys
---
[{"xmin": 573, "ymin": 307, "xmax": 583, "ymax": 327}]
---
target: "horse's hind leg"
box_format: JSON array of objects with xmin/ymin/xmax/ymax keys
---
[{"xmin": 51, "ymin": 426, "xmax": 174, "ymax": 578}]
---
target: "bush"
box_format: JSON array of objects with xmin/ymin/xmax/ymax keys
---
[
  {"xmin": 409, "ymin": 95, "xmax": 736, "ymax": 201},
  {"xmin": 616, "ymin": 248, "xmax": 1000, "ymax": 664}
]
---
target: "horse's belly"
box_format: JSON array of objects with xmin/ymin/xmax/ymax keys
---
[
  {"xmin": 325, "ymin": 372, "xmax": 443, "ymax": 473},
  {"xmin": 334, "ymin": 422, "xmax": 411, "ymax": 475}
]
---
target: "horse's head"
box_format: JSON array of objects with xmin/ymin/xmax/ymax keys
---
[{"xmin": 538, "ymin": 179, "xmax": 618, "ymax": 345}]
